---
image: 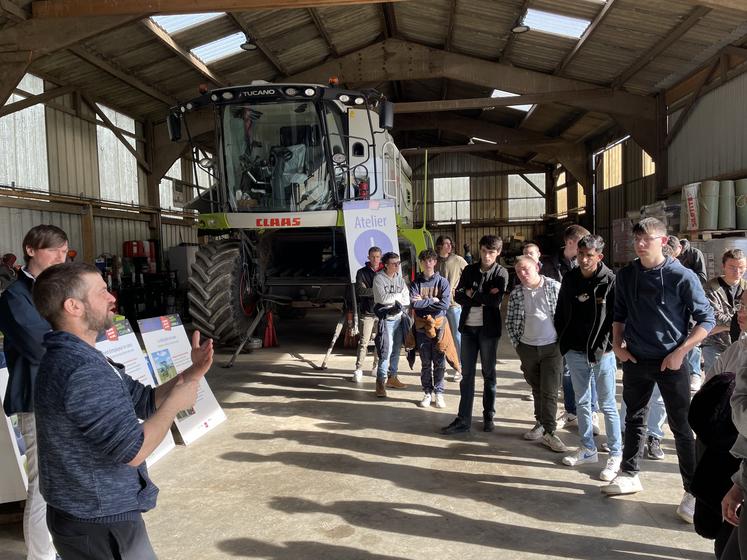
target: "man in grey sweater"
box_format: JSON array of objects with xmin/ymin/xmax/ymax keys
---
[{"xmin": 32, "ymin": 262, "xmax": 213, "ymax": 559}]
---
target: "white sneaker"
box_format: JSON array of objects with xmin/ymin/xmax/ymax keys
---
[
  {"xmin": 522, "ymin": 394, "xmax": 534, "ymax": 401},
  {"xmin": 452, "ymin": 371, "xmax": 463, "ymax": 383},
  {"xmin": 541, "ymin": 433, "xmax": 570, "ymax": 453},
  {"xmin": 592, "ymin": 412, "xmax": 601, "ymax": 436},
  {"xmin": 676, "ymin": 492, "xmax": 695, "ymax": 523},
  {"xmin": 556, "ymin": 412, "xmax": 577, "ymax": 430},
  {"xmin": 418, "ymin": 393, "xmax": 432, "ymax": 408},
  {"xmin": 601, "ymin": 473, "xmax": 643, "ymax": 495},
  {"xmin": 690, "ymin": 376, "xmax": 702, "ymax": 393},
  {"xmin": 523, "ymin": 423, "xmax": 545, "ymax": 441},
  {"xmin": 600, "ymin": 455, "xmax": 622, "ymax": 482},
  {"xmin": 434, "ymin": 393, "xmax": 445, "ymax": 408},
  {"xmin": 351, "ymin": 369, "xmax": 363, "ymax": 383},
  {"xmin": 562, "ymin": 447, "xmax": 598, "ymax": 466}
]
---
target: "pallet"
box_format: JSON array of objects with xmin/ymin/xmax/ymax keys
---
[{"xmin": 681, "ymin": 229, "xmax": 747, "ymax": 241}]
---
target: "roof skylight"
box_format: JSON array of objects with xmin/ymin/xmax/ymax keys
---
[
  {"xmin": 150, "ymin": 13, "xmax": 224, "ymax": 34},
  {"xmin": 523, "ymin": 8, "xmax": 591, "ymax": 39},
  {"xmin": 490, "ymin": 89, "xmax": 533, "ymax": 112},
  {"xmin": 191, "ymin": 32, "xmax": 246, "ymax": 64}
]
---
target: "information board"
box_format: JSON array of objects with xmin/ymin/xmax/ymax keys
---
[{"xmin": 343, "ymin": 199, "xmax": 399, "ymax": 282}]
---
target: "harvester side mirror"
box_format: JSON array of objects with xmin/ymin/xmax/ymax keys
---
[
  {"xmin": 379, "ymin": 101, "xmax": 394, "ymax": 130},
  {"xmin": 167, "ymin": 112, "xmax": 182, "ymax": 142}
]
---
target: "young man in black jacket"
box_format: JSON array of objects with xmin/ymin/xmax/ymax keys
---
[
  {"xmin": 554, "ymin": 235, "xmax": 622, "ymax": 482},
  {"xmin": 351, "ymin": 246, "xmax": 382, "ymax": 383},
  {"xmin": 0, "ymin": 224, "xmax": 68, "ymax": 560},
  {"xmin": 441, "ymin": 235, "xmax": 509, "ymax": 434}
]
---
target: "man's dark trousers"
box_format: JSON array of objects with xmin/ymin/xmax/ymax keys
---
[
  {"xmin": 621, "ymin": 359, "xmax": 696, "ymax": 491},
  {"xmin": 47, "ymin": 507, "xmax": 157, "ymax": 560},
  {"xmin": 516, "ymin": 342, "xmax": 563, "ymax": 434},
  {"xmin": 456, "ymin": 326, "xmax": 498, "ymax": 427}
]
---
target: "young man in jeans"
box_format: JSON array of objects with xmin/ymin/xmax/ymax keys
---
[
  {"xmin": 0, "ymin": 224, "xmax": 69, "ymax": 560},
  {"xmin": 507, "ymin": 256, "xmax": 568, "ymax": 453},
  {"xmin": 351, "ymin": 246, "xmax": 382, "ymax": 383},
  {"xmin": 554, "ymin": 234, "xmax": 622, "ymax": 481},
  {"xmin": 435, "ymin": 235, "xmax": 467, "ymax": 382},
  {"xmin": 372, "ymin": 252, "xmax": 410, "ymax": 398},
  {"xmin": 604, "ymin": 217, "xmax": 715, "ymax": 525},
  {"xmin": 441, "ymin": 235, "xmax": 508, "ymax": 434},
  {"xmin": 411, "ymin": 249, "xmax": 450, "ymax": 408}
]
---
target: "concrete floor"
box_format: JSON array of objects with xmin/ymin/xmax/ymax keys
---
[{"xmin": 1, "ymin": 309, "xmax": 714, "ymax": 559}]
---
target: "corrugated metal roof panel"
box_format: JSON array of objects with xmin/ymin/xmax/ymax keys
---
[{"xmin": 150, "ymin": 13, "xmax": 224, "ymax": 35}]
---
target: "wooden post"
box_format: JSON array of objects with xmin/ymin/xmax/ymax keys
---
[{"xmin": 81, "ymin": 204, "xmax": 95, "ymax": 263}]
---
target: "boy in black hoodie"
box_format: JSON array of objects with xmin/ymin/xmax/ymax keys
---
[
  {"xmin": 602, "ymin": 218, "xmax": 715, "ymax": 525},
  {"xmin": 554, "ymin": 235, "xmax": 622, "ymax": 482}
]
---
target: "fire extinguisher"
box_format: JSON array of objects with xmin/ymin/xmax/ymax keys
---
[{"xmin": 357, "ymin": 179, "xmax": 370, "ymax": 199}]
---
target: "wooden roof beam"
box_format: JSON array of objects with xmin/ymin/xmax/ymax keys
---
[
  {"xmin": 680, "ymin": 0, "xmax": 747, "ymax": 13},
  {"xmin": 611, "ymin": 5, "xmax": 711, "ymax": 88},
  {"xmin": 308, "ymin": 8, "xmax": 339, "ymax": 58},
  {"xmin": 31, "ymin": 0, "xmax": 407, "ymax": 18},
  {"xmin": 498, "ymin": 0, "xmax": 530, "ymax": 63},
  {"xmin": 443, "ymin": 0, "xmax": 456, "ymax": 51},
  {"xmin": 141, "ymin": 18, "xmax": 229, "ymax": 87},
  {"xmin": 227, "ymin": 12, "xmax": 289, "ymax": 77},
  {"xmin": 555, "ymin": 0, "xmax": 617, "ymax": 75},
  {"xmin": 0, "ymin": 84, "xmax": 75, "ymax": 117},
  {"xmin": 288, "ymin": 39, "xmax": 655, "ymax": 120},
  {"xmin": 68, "ymin": 46, "xmax": 176, "ymax": 106},
  {"xmin": 0, "ymin": 0, "xmax": 28, "ymax": 22},
  {"xmin": 0, "ymin": 53, "xmax": 31, "ymax": 108}
]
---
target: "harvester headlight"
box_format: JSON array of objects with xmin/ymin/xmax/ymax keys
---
[
  {"xmin": 304, "ymin": 88, "xmax": 315, "ymax": 96},
  {"xmin": 338, "ymin": 94, "xmax": 350, "ymax": 103},
  {"xmin": 210, "ymin": 94, "xmax": 219, "ymax": 101},
  {"xmin": 185, "ymin": 103, "xmax": 193, "ymax": 110},
  {"xmin": 222, "ymin": 92, "xmax": 234, "ymax": 100},
  {"xmin": 180, "ymin": 105, "xmax": 187, "ymax": 113},
  {"xmin": 285, "ymin": 87, "xmax": 298, "ymax": 96},
  {"xmin": 354, "ymin": 97, "xmax": 365, "ymax": 105}
]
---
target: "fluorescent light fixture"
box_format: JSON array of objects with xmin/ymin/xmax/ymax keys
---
[
  {"xmin": 150, "ymin": 13, "xmax": 224, "ymax": 34},
  {"xmin": 523, "ymin": 8, "xmax": 591, "ymax": 39},
  {"xmin": 191, "ymin": 32, "xmax": 246, "ymax": 64},
  {"xmin": 471, "ymin": 137, "xmax": 497, "ymax": 144},
  {"xmin": 490, "ymin": 89, "xmax": 532, "ymax": 112}
]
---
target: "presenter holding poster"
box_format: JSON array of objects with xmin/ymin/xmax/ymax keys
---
[{"xmin": 31, "ymin": 262, "xmax": 213, "ymax": 559}]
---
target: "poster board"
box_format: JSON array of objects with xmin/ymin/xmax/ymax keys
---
[
  {"xmin": 138, "ymin": 315, "xmax": 226, "ymax": 445},
  {"xmin": 343, "ymin": 199, "xmax": 400, "ymax": 282},
  {"xmin": 0, "ymin": 350, "xmax": 29, "ymax": 503},
  {"xmin": 96, "ymin": 316, "xmax": 175, "ymax": 466}
]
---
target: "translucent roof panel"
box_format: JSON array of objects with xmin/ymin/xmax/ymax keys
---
[
  {"xmin": 523, "ymin": 8, "xmax": 591, "ymax": 40},
  {"xmin": 490, "ymin": 89, "xmax": 532, "ymax": 112},
  {"xmin": 191, "ymin": 32, "xmax": 246, "ymax": 64},
  {"xmin": 150, "ymin": 13, "xmax": 224, "ymax": 35}
]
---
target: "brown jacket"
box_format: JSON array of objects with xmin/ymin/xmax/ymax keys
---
[{"xmin": 407, "ymin": 314, "xmax": 461, "ymax": 372}]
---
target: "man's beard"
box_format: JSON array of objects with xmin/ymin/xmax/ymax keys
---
[{"xmin": 83, "ymin": 301, "xmax": 113, "ymax": 334}]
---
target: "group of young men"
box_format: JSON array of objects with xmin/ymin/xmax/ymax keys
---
[
  {"xmin": 351, "ymin": 218, "xmax": 747, "ymax": 525},
  {"xmin": 1, "ymin": 225, "xmax": 212, "ymax": 559}
]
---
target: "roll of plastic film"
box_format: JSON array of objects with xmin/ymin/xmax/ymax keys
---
[
  {"xmin": 736, "ymin": 178, "xmax": 747, "ymax": 230},
  {"xmin": 698, "ymin": 180, "xmax": 719, "ymax": 231},
  {"xmin": 718, "ymin": 180, "xmax": 736, "ymax": 230}
]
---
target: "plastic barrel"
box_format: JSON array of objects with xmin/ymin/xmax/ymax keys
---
[
  {"xmin": 681, "ymin": 183, "xmax": 700, "ymax": 231},
  {"xmin": 699, "ymin": 180, "xmax": 720, "ymax": 231},
  {"xmin": 737, "ymin": 179, "xmax": 747, "ymax": 230},
  {"xmin": 719, "ymin": 180, "xmax": 736, "ymax": 230}
]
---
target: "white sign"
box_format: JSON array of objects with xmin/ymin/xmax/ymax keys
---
[
  {"xmin": 343, "ymin": 199, "xmax": 399, "ymax": 282},
  {"xmin": 138, "ymin": 315, "xmax": 226, "ymax": 445},
  {"xmin": 0, "ymin": 351, "xmax": 29, "ymax": 504},
  {"xmin": 96, "ymin": 316, "xmax": 175, "ymax": 466}
]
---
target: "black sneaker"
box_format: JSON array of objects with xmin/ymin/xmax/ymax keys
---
[
  {"xmin": 483, "ymin": 417, "xmax": 495, "ymax": 432},
  {"xmin": 646, "ymin": 436, "xmax": 665, "ymax": 460},
  {"xmin": 440, "ymin": 418, "xmax": 470, "ymax": 435}
]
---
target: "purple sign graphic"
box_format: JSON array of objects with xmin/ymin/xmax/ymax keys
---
[{"xmin": 354, "ymin": 229, "xmax": 393, "ymax": 266}]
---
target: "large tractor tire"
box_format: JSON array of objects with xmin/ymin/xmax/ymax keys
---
[{"xmin": 188, "ymin": 240, "xmax": 257, "ymax": 345}]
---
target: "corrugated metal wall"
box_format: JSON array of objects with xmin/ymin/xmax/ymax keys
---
[
  {"xmin": 0, "ymin": 207, "xmax": 83, "ymax": 257},
  {"xmin": 162, "ymin": 222, "xmax": 198, "ymax": 248},
  {"xmin": 668, "ymin": 71, "xmax": 747, "ymax": 188},
  {"xmin": 406, "ymin": 152, "xmax": 547, "ymax": 254}
]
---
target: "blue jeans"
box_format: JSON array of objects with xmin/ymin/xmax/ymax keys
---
[
  {"xmin": 456, "ymin": 326, "xmax": 498, "ymax": 426},
  {"xmin": 565, "ymin": 351, "xmax": 622, "ymax": 455},
  {"xmin": 685, "ymin": 345, "xmax": 702, "ymax": 379},
  {"xmin": 563, "ymin": 357, "xmax": 599, "ymax": 414},
  {"xmin": 416, "ymin": 330, "xmax": 446, "ymax": 394},
  {"xmin": 701, "ymin": 345, "xmax": 722, "ymax": 377},
  {"xmin": 446, "ymin": 306, "xmax": 462, "ymax": 356},
  {"xmin": 620, "ymin": 383, "xmax": 666, "ymax": 439},
  {"xmin": 376, "ymin": 316, "xmax": 405, "ymax": 381}
]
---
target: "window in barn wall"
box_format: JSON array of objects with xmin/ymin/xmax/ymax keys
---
[
  {"xmin": 159, "ymin": 159, "xmax": 182, "ymax": 211},
  {"xmin": 0, "ymin": 74, "xmax": 49, "ymax": 191},
  {"xmin": 96, "ymin": 104, "xmax": 138, "ymax": 204},
  {"xmin": 556, "ymin": 187, "xmax": 568, "ymax": 218},
  {"xmin": 433, "ymin": 177, "xmax": 470, "ymax": 222},
  {"xmin": 577, "ymin": 184, "xmax": 586, "ymax": 213},
  {"xmin": 556, "ymin": 171, "xmax": 566, "ymax": 187},
  {"xmin": 508, "ymin": 173, "xmax": 545, "ymax": 222},
  {"xmin": 642, "ymin": 150, "xmax": 656, "ymax": 176},
  {"xmin": 601, "ymin": 143, "xmax": 622, "ymax": 189}
]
